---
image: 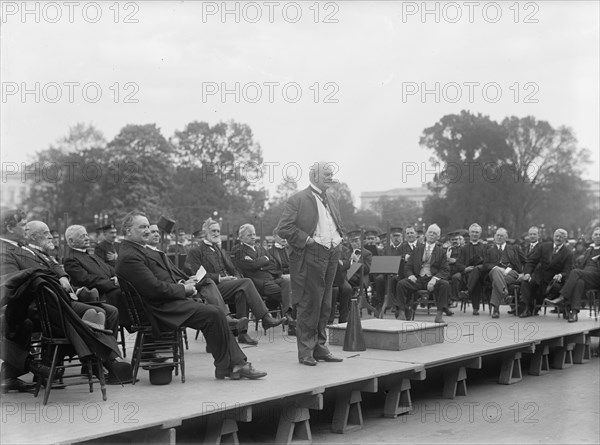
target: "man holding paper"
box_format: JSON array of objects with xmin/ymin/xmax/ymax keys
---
[
  {"xmin": 144, "ymin": 224, "xmax": 250, "ymax": 339},
  {"xmin": 116, "ymin": 211, "xmax": 267, "ymax": 380}
]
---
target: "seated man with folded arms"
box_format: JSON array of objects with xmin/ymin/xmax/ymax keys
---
[
  {"xmin": 184, "ymin": 218, "xmax": 282, "ymax": 345},
  {"xmin": 482, "ymin": 227, "xmax": 525, "ymax": 318},
  {"xmin": 1, "ymin": 211, "xmax": 131, "ymax": 390},
  {"xmin": 519, "ymin": 228, "xmax": 573, "ymax": 317},
  {"xmin": 232, "ymin": 224, "xmax": 292, "ymax": 319},
  {"xmin": 116, "ymin": 211, "xmax": 266, "ymax": 380},
  {"xmin": 394, "ymin": 224, "xmax": 451, "ymax": 323},
  {"xmin": 546, "ymin": 227, "xmax": 600, "ymax": 322},
  {"xmin": 452, "ymin": 223, "xmax": 487, "ymax": 315}
]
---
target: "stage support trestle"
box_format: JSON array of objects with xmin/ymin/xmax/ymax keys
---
[
  {"xmin": 331, "ymin": 378, "xmax": 377, "ymax": 434},
  {"xmin": 442, "ymin": 357, "xmax": 481, "ymax": 399},
  {"xmin": 204, "ymin": 406, "xmax": 252, "ymax": 445},
  {"xmin": 382, "ymin": 368, "xmax": 426, "ymax": 418},
  {"xmin": 275, "ymin": 391, "xmax": 324, "ymax": 445}
]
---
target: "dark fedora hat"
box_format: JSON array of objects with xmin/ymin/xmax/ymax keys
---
[{"xmin": 149, "ymin": 364, "xmax": 174, "ymax": 385}]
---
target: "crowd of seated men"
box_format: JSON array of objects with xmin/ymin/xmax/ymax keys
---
[
  {"xmin": 1, "ymin": 205, "xmax": 598, "ymax": 396},
  {"xmin": 0, "ymin": 209, "xmax": 298, "ymax": 394},
  {"xmin": 354, "ymin": 223, "xmax": 599, "ymax": 324}
]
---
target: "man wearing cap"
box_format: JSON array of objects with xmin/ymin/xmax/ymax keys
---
[
  {"xmin": 363, "ymin": 230, "xmax": 379, "ymax": 257},
  {"xmin": 519, "ymin": 228, "xmax": 573, "ymax": 317},
  {"xmin": 95, "ymin": 224, "xmax": 120, "ymax": 268},
  {"xmin": 393, "ymin": 224, "xmax": 451, "ymax": 323},
  {"xmin": 277, "ymin": 162, "xmax": 345, "ymax": 366},
  {"xmin": 379, "ymin": 227, "xmax": 404, "ymax": 314},
  {"xmin": 446, "ymin": 232, "xmax": 462, "ymax": 302}
]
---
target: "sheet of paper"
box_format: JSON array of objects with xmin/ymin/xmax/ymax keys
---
[{"xmin": 195, "ymin": 265, "xmax": 207, "ymax": 281}]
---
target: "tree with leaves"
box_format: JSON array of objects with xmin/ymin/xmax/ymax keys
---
[{"xmin": 421, "ymin": 111, "xmax": 591, "ymax": 235}]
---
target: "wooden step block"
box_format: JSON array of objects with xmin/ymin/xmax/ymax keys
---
[{"xmin": 328, "ymin": 319, "xmax": 445, "ymax": 351}]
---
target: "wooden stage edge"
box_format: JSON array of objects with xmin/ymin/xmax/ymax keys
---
[{"xmin": 1, "ymin": 312, "xmax": 599, "ymax": 445}]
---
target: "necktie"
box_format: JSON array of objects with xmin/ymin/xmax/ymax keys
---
[
  {"xmin": 158, "ymin": 250, "xmax": 176, "ymax": 281},
  {"xmin": 317, "ymin": 190, "xmax": 342, "ymax": 234}
]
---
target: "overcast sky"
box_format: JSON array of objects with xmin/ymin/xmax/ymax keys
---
[{"xmin": 1, "ymin": 1, "xmax": 598, "ymax": 205}]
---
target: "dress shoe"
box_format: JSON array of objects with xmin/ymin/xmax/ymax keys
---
[
  {"xmin": 314, "ymin": 354, "xmax": 343, "ymax": 362},
  {"xmin": 27, "ymin": 360, "xmax": 51, "ymax": 378},
  {"xmin": 472, "ymin": 309, "xmax": 480, "ymax": 316},
  {"xmin": 231, "ymin": 363, "xmax": 267, "ymax": 379},
  {"xmin": 507, "ymin": 309, "xmax": 515, "ymax": 315},
  {"xmin": 0, "ymin": 378, "xmax": 36, "ymax": 394},
  {"xmin": 298, "ymin": 357, "xmax": 317, "ymax": 366},
  {"xmin": 105, "ymin": 360, "xmax": 133, "ymax": 384},
  {"xmin": 492, "ymin": 310, "xmax": 500, "ymax": 319},
  {"xmin": 261, "ymin": 314, "xmax": 282, "ymax": 330},
  {"xmin": 568, "ymin": 311, "xmax": 578, "ymax": 323},
  {"xmin": 443, "ymin": 308, "xmax": 454, "ymax": 316},
  {"xmin": 238, "ymin": 332, "xmax": 258, "ymax": 346},
  {"xmin": 519, "ymin": 310, "xmax": 532, "ymax": 318},
  {"xmin": 227, "ymin": 315, "xmax": 249, "ymax": 333},
  {"xmin": 545, "ymin": 296, "xmax": 565, "ymax": 306}
]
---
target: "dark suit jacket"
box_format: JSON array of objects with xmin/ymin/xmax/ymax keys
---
[
  {"xmin": 64, "ymin": 247, "xmax": 119, "ymax": 295},
  {"xmin": 577, "ymin": 246, "xmax": 600, "ymax": 272},
  {"xmin": 94, "ymin": 240, "xmax": 120, "ymax": 268},
  {"xmin": 115, "ymin": 240, "xmax": 198, "ymax": 331},
  {"xmin": 524, "ymin": 242, "xmax": 573, "ymax": 284},
  {"xmin": 277, "ymin": 186, "xmax": 345, "ymax": 252},
  {"xmin": 404, "ymin": 242, "xmax": 449, "ymax": 280},
  {"xmin": 269, "ymin": 245, "xmax": 290, "ymax": 275},
  {"xmin": 455, "ymin": 241, "xmax": 487, "ymax": 274},
  {"xmin": 185, "ymin": 242, "xmax": 240, "ymax": 282},
  {"xmin": 483, "ymin": 244, "xmax": 525, "ymax": 274},
  {"xmin": 232, "ymin": 241, "xmax": 278, "ymax": 276},
  {"xmin": 1, "ymin": 239, "xmax": 67, "ymax": 279}
]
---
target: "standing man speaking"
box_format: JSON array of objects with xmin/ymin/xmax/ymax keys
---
[{"xmin": 277, "ymin": 162, "xmax": 346, "ymax": 366}]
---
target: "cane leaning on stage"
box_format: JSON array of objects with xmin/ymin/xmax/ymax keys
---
[{"xmin": 277, "ymin": 162, "xmax": 346, "ymax": 366}]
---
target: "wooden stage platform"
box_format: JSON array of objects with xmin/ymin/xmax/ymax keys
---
[{"xmin": 1, "ymin": 309, "xmax": 599, "ymax": 445}]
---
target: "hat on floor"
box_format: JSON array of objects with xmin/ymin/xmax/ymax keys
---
[{"xmin": 149, "ymin": 365, "xmax": 174, "ymax": 385}]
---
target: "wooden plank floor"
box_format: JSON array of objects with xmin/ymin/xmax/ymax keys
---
[{"xmin": 1, "ymin": 309, "xmax": 598, "ymax": 445}]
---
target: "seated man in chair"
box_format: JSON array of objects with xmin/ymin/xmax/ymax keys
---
[
  {"xmin": 482, "ymin": 228, "xmax": 525, "ymax": 319},
  {"xmin": 232, "ymin": 224, "xmax": 292, "ymax": 320},
  {"xmin": 393, "ymin": 224, "xmax": 451, "ymax": 323},
  {"xmin": 520, "ymin": 228, "xmax": 573, "ymax": 317},
  {"xmin": 546, "ymin": 227, "xmax": 600, "ymax": 322},
  {"xmin": 184, "ymin": 218, "xmax": 282, "ymax": 345},
  {"xmin": 1, "ymin": 211, "xmax": 131, "ymax": 390},
  {"xmin": 116, "ymin": 210, "xmax": 267, "ymax": 380}
]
